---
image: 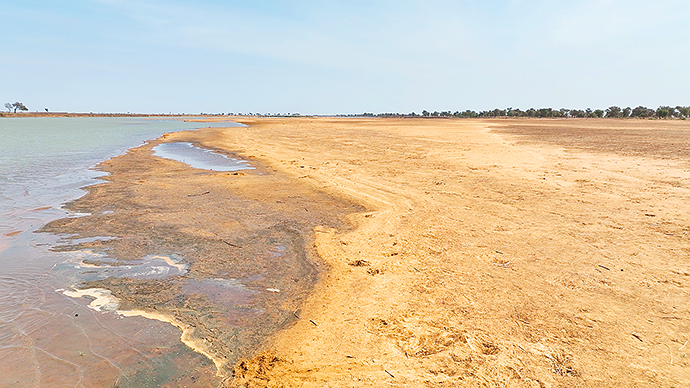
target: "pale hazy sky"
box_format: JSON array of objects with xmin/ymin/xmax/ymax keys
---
[{"xmin": 2, "ymin": 0, "xmax": 689, "ymax": 114}]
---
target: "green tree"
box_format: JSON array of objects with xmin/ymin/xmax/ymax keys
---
[
  {"xmin": 536, "ymin": 108, "xmax": 554, "ymax": 117},
  {"xmin": 593, "ymin": 109, "xmax": 604, "ymax": 118},
  {"xmin": 491, "ymin": 108, "xmax": 506, "ymax": 117},
  {"xmin": 631, "ymin": 106, "xmax": 654, "ymax": 118},
  {"xmin": 570, "ymin": 109, "xmax": 586, "ymax": 118},
  {"xmin": 676, "ymin": 106, "xmax": 690, "ymax": 119},
  {"xmin": 4, "ymin": 103, "xmax": 12, "ymax": 112},
  {"xmin": 655, "ymin": 106, "xmax": 674, "ymax": 118},
  {"xmin": 605, "ymin": 106, "xmax": 622, "ymax": 118}
]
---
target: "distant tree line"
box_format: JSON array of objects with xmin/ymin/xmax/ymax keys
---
[
  {"xmin": 349, "ymin": 105, "xmax": 690, "ymax": 119},
  {"xmin": 3, "ymin": 103, "xmax": 687, "ymax": 119}
]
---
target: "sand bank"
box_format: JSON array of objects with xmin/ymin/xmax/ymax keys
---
[
  {"xmin": 208, "ymin": 118, "xmax": 690, "ymax": 387},
  {"xmin": 46, "ymin": 118, "xmax": 690, "ymax": 386}
]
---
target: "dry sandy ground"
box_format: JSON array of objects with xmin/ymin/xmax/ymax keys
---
[
  {"xmin": 48, "ymin": 117, "xmax": 690, "ymax": 387},
  {"xmin": 197, "ymin": 117, "xmax": 689, "ymax": 387}
]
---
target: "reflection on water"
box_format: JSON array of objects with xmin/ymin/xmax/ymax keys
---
[
  {"xmin": 152, "ymin": 142, "xmax": 254, "ymax": 171},
  {"xmin": 0, "ymin": 118, "xmax": 242, "ymax": 386}
]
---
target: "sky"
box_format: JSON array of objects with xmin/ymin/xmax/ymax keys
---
[{"xmin": 1, "ymin": 0, "xmax": 689, "ymax": 114}]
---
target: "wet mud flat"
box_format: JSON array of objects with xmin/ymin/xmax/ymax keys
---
[{"xmin": 41, "ymin": 127, "xmax": 363, "ymax": 384}]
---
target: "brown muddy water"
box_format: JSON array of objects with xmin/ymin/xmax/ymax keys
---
[{"xmin": 38, "ymin": 128, "xmax": 362, "ymax": 385}]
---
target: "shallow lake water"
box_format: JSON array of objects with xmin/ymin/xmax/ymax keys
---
[
  {"xmin": 0, "ymin": 117, "xmax": 243, "ymax": 386},
  {"xmin": 153, "ymin": 142, "xmax": 254, "ymax": 172}
]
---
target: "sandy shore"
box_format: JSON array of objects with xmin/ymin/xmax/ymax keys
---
[
  {"xmin": 42, "ymin": 122, "xmax": 362, "ymax": 384},
  {"xmin": 47, "ymin": 117, "xmax": 690, "ymax": 386},
  {"xmin": 207, "ymin": 117, "xmax": 689, "ymax": 387}
]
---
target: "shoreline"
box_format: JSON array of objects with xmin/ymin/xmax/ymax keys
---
[
  {"xmin": 0, "ymin": 117, "xmax": 255, "ymax": 386},
  {"xmin": 41, "ymin": 123, "xmax": 364, "ymax": 383},
  {"xmin": 62, "ymin": 287, "xmax": 227, "ymax": 373},
  {"xmin": 41, "ymin": 117, "xmax": 690, "ymax": 386}
]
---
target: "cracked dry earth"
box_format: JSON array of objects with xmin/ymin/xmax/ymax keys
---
[{"xmin": 46, "ymin": 117, "xmax": 690, "ymax": 387}]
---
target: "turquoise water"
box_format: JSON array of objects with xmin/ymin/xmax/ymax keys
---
[{"xmin": 0, "ymin": 117, "xmax": 241, "ymax": 387}]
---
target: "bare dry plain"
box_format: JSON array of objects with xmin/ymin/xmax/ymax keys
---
[
  {"xmin": 51, "ymin": 117, "xmax": 690, "ymax": 387},
  {"xmin": 223, "ymin": 118, "xmax": 690, "ymax": 387}
]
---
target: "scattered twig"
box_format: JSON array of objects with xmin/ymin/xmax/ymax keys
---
[
  {"xmin": 309, "ymin": 319, "xmax": 318, "ymax": 326},
  {"xmin": 631, "ymin": 333, "xmax": 643, "ymax": 342},
  {"xmin": 293, "ymin": 311, "xmax": 300, "ymax": 319},
  {"xmin": 679, "ymin": 341, "xmax": 688, "ymax": 351},
  {"xmin": 349, "ymin": 259, "xmax": 370, "ymax": 267},
  {"xmin": 384, "ymin": 370, "xmax": 395, "ymax": 378},
  {"xmin": 221, "ymin": 240, "xmax": 242, "ymax": 248},
  {"xmin": 187, "ymin": 190, "xmax": 210, "ymax": 197},
  {"xmin": 598, "ymin": 265, "xmax": 611, "ymax": 271}
]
